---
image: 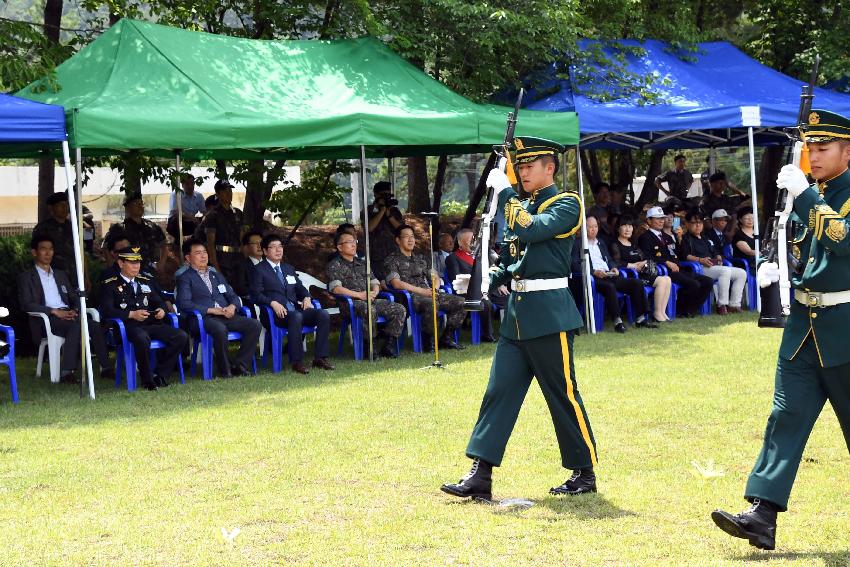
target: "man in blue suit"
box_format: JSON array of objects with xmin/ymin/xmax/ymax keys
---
[
  {"xmin": 249, "ymin": 234, "xmax": 333, "ymax": 374},
  {"xmin": 177, "ymin": 239, "xmax": 262, "ymax": 378}
]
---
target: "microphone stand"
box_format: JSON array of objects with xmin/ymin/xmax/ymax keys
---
[{"xmin": 420, "ymin": 211, "xmax": 445, "ymax": 370}]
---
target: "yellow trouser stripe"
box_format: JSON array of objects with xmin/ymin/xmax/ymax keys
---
[{"xmin": 559, "ymin": 331, "xmax": 597, "ymax": 465}]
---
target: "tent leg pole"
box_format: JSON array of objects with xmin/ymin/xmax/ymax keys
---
[
  {"xmin": 360, "ymin": 146, "xmax": 374, "ymax": 361},
  {"xmin": 63, "ymin": 143, "xmax": 95, "ymax": 400},
  {"xmin": 575, "ymin": 146, "xmax": 596, "ymax": 335},
  {"xmin": 388, "ymin": 156, "xmax": 394, "ymax": 194},
  {"xmin": 747, "ymin": 127, "xmax": 761, "ymax": 311},
  {"xmin": 175, "ymin": 152, "xmax": 183, "ymax": 244}
]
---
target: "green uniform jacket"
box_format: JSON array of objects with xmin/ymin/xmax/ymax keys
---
[
  {"xmin": 490, "ymin": 184, "xmax": 584, "ymax": 341},
  {"xmin": 780, "ymin": 168, "xmax": 850, "ymax": 368}
]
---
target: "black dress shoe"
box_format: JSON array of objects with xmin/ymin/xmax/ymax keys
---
[
  {"xmin": 635, "ymin": 318, "xmax": 658, "ymax": 329},
  {"xmin": 550, "ymin": 467, "xmax": 597, "ymax": 495},
  {"xmin": 291, "ymin": 362, "xmax": 310, "ymax": 375},
  {"xmin": 379, "ymin": 342, "xmax": 399, "ymax": 359},
  {"xmin": 481, "ymin": 334, "xmax": 499, "ymax": 343},
  {"xmin": 231, "ymin": 363, "xmax": 252, "ymax": 377},
  {"xmin": 440, "ymin": 458, "xmax": 493, "ymax": 500},
  {"xmin": 60, "ymin": 372, "xmax": 80, "ymax": 384},
  {"xmin": 140, "ymin": 378, "xmax": 157, "ymax": 391},
  {"xmin": 614, "ymin": 322, "xmax": 627, "ymax": 333},
  {"xmin": 312, "ymin": 357, "xmax": 335, "ymax": 370},
  {"xmin": 153, "ymin": 374, "xmax": 169, "ymax": 387},
  {"xmin": 439, "ymin": 336, "xmax": 465, "ymax": 350},
  {"xmin": 99, "ymin": 367, "xmax": 115, "ymax": 380},
  {"xmin": 711, "ymin": 499, "xmax": 778, "ymax": 550}
]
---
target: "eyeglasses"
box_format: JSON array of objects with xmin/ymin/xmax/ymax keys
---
[{"xmin": 338, "ymin": 239, "xmax": 358, "ymax": 246}]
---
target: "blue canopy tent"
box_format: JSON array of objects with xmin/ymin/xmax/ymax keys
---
[
  {"xmin": 0, "ymin": 93, "xmax": 95, "ymax": 399},
  {"xmin": 525, "ymin": 40, "xmax": 850, "ymax": 319}
]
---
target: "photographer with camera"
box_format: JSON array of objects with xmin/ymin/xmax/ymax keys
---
[{"xmin": 367, "ymin": 181, "xmax": 404, "ymax": 280}]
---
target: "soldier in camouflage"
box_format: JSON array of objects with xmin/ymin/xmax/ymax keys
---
[
  {"xmin": 383, "ymin": 224, "xmax": 465, "ymax": 351},
  {"xmin": 327, "ymin": 231, "xmax": 406, "ymax": 358}
]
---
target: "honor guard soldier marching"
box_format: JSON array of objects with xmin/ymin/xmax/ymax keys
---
[
  {"xmin": 712, "ymin": 110, "xmax": 850, "ymax": 550},
  {"xmin": 101, "ymin": 247, "xmax": 189, "ymax": 391},
  {"xmin": 326, "ymin": 231, "xmax": 407, "ymax": 358},
  {"xmin": 441, "ymin": 137, "xmax": 599, "ymax": 501},
  {"xmin": 105, "ymin": 191, "xmax": 167, "ymax": 270}
]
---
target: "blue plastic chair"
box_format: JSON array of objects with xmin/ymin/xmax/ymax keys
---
[
  {"xmin": 0, "ymin": 324, "xmax": 19, "ymax": 404},
  {"xmin": 618, "ymin": 268, "xmax": 657, "ymax": 322},
  {"xmin": 572, "ymin": 272, "xmax": 628, "ymax": 332},
  {"xmin": 680, "ymin": 260, "xmax": 733, "ymax": 315},
  {"xmin": 723, "ymin": 244, "xmax": 757, "ymax": 311},
  {"xmin": 108, "ymin": 313, "xmax": 186, "ymax": 391},
  {"xmin": 654, "ymin": 265, "xmax": 679, "ymax": 320},
  {"xmin": 335, "ymin": 293, "xmax": 404, "ymax": 360},
  {"xmin": 387, "ymin": 287, "xmax": 458, "ymax": 352},
  {"xmin": 258, "ymin": 301, "xmax": 321, "ymax": 373},
  {"xmin": 185, "ymin": 307, "xmax": 257, "ymax": 380},
  {"xmin": 439, "ymin": 278, "xmax": 481, "ymax": 345}
]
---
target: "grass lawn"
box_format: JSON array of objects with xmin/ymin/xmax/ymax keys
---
[{"xmin": 1, "ymin": 313, "xmax": 848, "ymax": 565}]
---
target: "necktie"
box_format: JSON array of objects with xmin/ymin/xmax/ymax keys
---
[
  {"xmin": 130, "ymin": 280, "xmax": 138, "ymax": 295},
  {"xmin": 275, "ymin": 266, "xmax": 294, "ymax": 310},
  {"xmin": 274, "ymin": 265, "xmax": 284, "ymax": 284}
]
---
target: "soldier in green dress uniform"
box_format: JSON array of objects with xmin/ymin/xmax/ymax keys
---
[
  {"xmin": 441, "ymin": 137, "xmax": 599, "ymax": 501},
  {"xmin": 712, "ymin": 109, "xmax": 850, "ymax": 550}
]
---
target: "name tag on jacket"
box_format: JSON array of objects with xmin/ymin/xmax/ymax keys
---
[{"xmin": 286, "ymin": 275, "xmax": 296, "ymax": 284}]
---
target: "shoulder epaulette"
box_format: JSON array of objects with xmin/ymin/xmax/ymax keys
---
[
  {"xmin": 103, "ymin": 277, "xmax": 117, "ymax": 283},
  {"xmin": 538, "ymin": 192, "xmax": 579, "ymax": 214},
  {"xmin": 136, "ymin": 274, "xmax": 150, "ymax": 281}
]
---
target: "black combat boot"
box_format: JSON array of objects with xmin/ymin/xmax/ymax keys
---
[
  {"xmin": 711, "ymin": 499, "xmax": 778, "ymax": 550},
  {"xmin": 378, "ymin": 336, "xmax": 398, "ymax": 359},
  {"xmin": 550, "ymin": 467, "xmax": 597, "ymax": 495},
  {"xmin": 440, "ymin": 458, "xmax": 493, "ymax": 500}
]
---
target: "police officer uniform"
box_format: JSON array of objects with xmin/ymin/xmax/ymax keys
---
[
  {"xmin": 326, "ymin": 254, "xmax": 407, "ymax": 357},
  {"xmin": 441, "ymin": 137, "xmax": 599, "ymax": 500},
  {"xmin": 100, "ymin": 247, "xmax": 188, "ymax": 390},
  {"xmin": 104, "ymin": 191, "xmax": 166, "ymax": 270},
  {"xmin": 712, "ymin": 109, "xmax": 850, "ymax": 550}
]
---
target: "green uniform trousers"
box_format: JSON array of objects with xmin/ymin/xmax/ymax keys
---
[
  {"xmin": 746, "ymin": 335, "xmax": 850, "ymax": 511},
  {"xmin": 466, "ymin": 331, "xmax": 598, "ymax": 469}
]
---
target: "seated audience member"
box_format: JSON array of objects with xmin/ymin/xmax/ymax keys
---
[
  {"xmin": 18, "ymin": 235, "xmax": 112, "ymax": 383},
  {"xmin": 326, "ymin": 231, "xmax": 407, "ymax": 358},
  {"xmin": 445, "ymin": 228, "xmax": 500, "ymax": 342},
  {"xmin": 100, "ymin": 246, "xmax": 189, "ymax": 390},
  {"xmin": 434, "ymin": 232, "xmax": 454, "ymax": 276},
  {"xmin": 700, "ymin": 171, "xmax": 750, "ymax": 216},
  {"xmin": 328, "ymin": 223, "xmax": 364, "ymax": 262},
  {"xmin": 383, "ymin": 224, "xmax": 465, "ymax": 350},
  {"xmin": 638, "ymin": 206, "xmax": 714, "ymax": 317},
  {"xmin": 662, "ymin": 212, "xmax": 683, "ymax": 256},
  {"xmin": 177, "ymin": 239, "xmax": 261, "ymax": 378},
  {"xmin": 678, "ymin": 210, "xmax": 748, "ymax": 314},
  {"xmin": 705, "ymin": 208, "xmax": 733, "ymax": 251},
  {"xmin": 732, "ymin": 206, "xmax": 757, "ymax": 274},
  {"xmin": 609, "ymin": 216, "xmax": 672, "ymax": 323},
  {"xmin": 167, "ymin": 173, "xmax": 205, "ymax": 240},
  {"xmin": 572, "ymin": 216, "xmax": 657, "ymax": 332},
  {"xmin": 588, "ymin": 182, "xmax": 613, "ymax": 240},
  {"xmin": 101, "ymin": 231, "xmax": 175, "ymax": 313},
  {"xmin": 234, "ymin": 230, "xmax": 264, "ymax": 298},
  {"xmin": 82, "ymin": 205, "xmax": 95, "ymax": 253},
  {"xmin": 249, "ymin": 234, "xmax": 334, "ymax": 374}
]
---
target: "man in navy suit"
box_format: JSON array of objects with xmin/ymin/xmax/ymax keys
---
[
  {"xmin": 572, "ymin": 216, "xmax": 656, "ymax": 333},
  {"xmin": 249, "ymin": 234, "xmax": 333, "ymax": 374},
  {"xmin": 177, "ymin": 239, "xmax": 261, "ymax": 378}
]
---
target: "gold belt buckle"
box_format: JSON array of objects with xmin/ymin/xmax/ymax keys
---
[
  {"xmin": 807, "ymin": 292, "xmax": 822, "ymax": 307},
  {"xmin": 515, "ymin": 280, "xmax": 526, "ymax": 292}
]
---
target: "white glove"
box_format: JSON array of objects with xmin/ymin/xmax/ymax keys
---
[
  {"xmin": 0, "ymin": 307, "xmax": 7, "ymax": 318},
  {"xmin": 452, "ymin": 274, "xmax": 471, "ymax": 295},
  {"xmin": 486, "ymin": 157, "xmax": 512, "ymax": 193},
  {"xmin": 757, "ymin": 261, "xmax": 780, "ymax": 289},
  {"xmin": 776, "ymin": 164, "xmax": 810, "ymax": 198}
]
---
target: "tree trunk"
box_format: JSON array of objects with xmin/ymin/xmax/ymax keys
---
[
  {"xmin": 465, "ymin": 154, "xmax": 480, "ymax": 201},
  {"xmin": 462, "ymin": 153, "xmax": 498, "ymax": 228},
  {"xmin": 580, "ymin": 150, "xmax": 601, "ymax": 191},
  {"xmin": 757, "ymin": 146, "xmax": 785, "ymax": 230},
  {"xmin": 406, "ymin": 156, "xmax": 430, "ymax": 214},
  {"xmin": 635, "ymin": 149, "xmax": 667, "ymax": 211},
  {"xmin": 430, "ymin": 154, "xmax": 448, "ymax": 239},
  {"xmin": 37, "ymin": 0, "xmax": 63, "ymax": 222},
  {"xmin": 242, "ymin": 160, "xmax": 268, "ymax": 229}
]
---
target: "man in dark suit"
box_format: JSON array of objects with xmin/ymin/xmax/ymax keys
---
[
  {"xmin": 249, "ymin": 234, "xmax": 333, "ymax": 375},
  {"xmin": 572, "ymin": 216, "xmax": 656, "ymax": 332},
  {"xmin": 177, "ymin": 239, "xmax": 261, "ymax": 378},
  {"xmin": 101, "ymin": 246, "xmax": 189, "ymax": 391},
  {"xmin": 18, "ymin": 235, "xmax": 111, "ymax": 383},
  {"xmin": 638, "ymin": 206, "xmax": 713, "ymax": 317}
]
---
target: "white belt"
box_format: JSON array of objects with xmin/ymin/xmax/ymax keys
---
[
  {"xmin": 794, "ymin": 289, "xmax": 850, "ymax": 308},
  {"xmin": 511, "ymin": 277, "xmax": 569, "ymax": 293}
]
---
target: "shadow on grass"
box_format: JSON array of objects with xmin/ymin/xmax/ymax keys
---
[
  {"xmin": 0, "ymin": 337, "xmax": 496, "ymax": 431},
  {"xmin": 535, "ymin": 492, "xmax": 637, "ymax": 520},
  {"xmin": 731, "ymin": 550, "xmax": 850, "ymax": 565}
]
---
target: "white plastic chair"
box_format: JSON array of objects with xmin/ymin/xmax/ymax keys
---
[{"xmin": 28, "ymin": 312, "xmax": 65, "ymax": 384}]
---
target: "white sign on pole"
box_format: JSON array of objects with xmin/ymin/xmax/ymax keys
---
[{"xmin": 741, "ymin": 106, "xmax": 761, "ymax": 128}]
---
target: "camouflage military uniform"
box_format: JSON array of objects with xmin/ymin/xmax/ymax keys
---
[
  {"xmin": 326, "ymin": 255, "xmax": 406, "ymax": 338},
  {"xmin": 105, "ymin": 217, "xmax": 165, "ymax": 269},
  {"xmin": 383, "ymin": 250, "xmax": 465, "ymax": 334},
  {"xmin": 32, "ymin": 218, "xmax": 77, "ymax": 282}
]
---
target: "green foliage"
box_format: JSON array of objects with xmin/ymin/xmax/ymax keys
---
[
  {"xmin": 0, "ymin": 19, "xmax": 76, "ymax": 92},
  {"xmin": 263, "ymin": 160, "xmax": 357, "ymax": 226},
  {"xmin": 0, "ymin": 234, "xmax": 34, "ymax": 315}
]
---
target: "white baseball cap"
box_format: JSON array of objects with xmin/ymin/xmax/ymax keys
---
[
  {"xmin": 646, "ymin": 206, "xmax": 666, "ymax": 219},
  {"xmin": 711, "ymin": 208, "xmax": 730, "ymax": 219}
]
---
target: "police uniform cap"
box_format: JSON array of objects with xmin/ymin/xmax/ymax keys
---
[
  {"xmin": 214, "ymin": 179, "xmax": 235, "ymax": 192},
  {"xmin": 46, "ymin": 191, "xmax": 68, "ymax": 205},
  {"xmin": 512, "ymin": 136, "xmax": 566, "ymax": 164},
  {"xmin": 116, "ymin": 246, "xmax": 143, "ymax": 261},
  {"xmin": 123, "ymin": 191, "xmax": 143, "ymax": 206},
  {"xmin": 803, "ymin": 109, "xmax": 850, "ymax": 143}
]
